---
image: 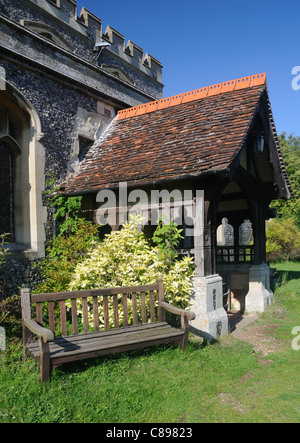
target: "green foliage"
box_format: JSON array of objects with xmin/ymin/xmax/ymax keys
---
[
  {"xmin": 45, "ymin": 173, "xmax": 84, "ymax": 237},
  {"xmin": 266, "ymin": 217, "xmax": 300, "ymax": 262},
  {"xmin": 0, "ymin": 233, "xmax": 10, "ymax": 270},
  {"xmin": 0, "ymin": 294, "xmax": 22, "ymax": 338},
  {"xmin": 69, "ymin": 221, "xmax": 195, "ymax": 323},
  {"xmin": 267, "ymin": 133, "xmax": 300, "ymax": 261},
  {"xmin": 35, "ymin": 219, "xmax": 100, "ymax": 294},
  {"xmin": 152, "ymin": 217, "xmax": 184, "ymax": 264},
  {"xmin": 271, "ymin": 133, "xmax": 300, "ymax": 226},
  {"xmin": 0, "ymin": 234, "xmax": 11, "ymax": 301},
  {"xmin": 35, "ymin": 174, "xmax": 101, "ymax": 293},
  {"xmin": 53, "ymin": 195, "xmax": 84, "ymax": 237}
]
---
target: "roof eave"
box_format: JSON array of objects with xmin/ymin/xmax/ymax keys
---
[{"xmin": 61, "ymin": 167, "xmax": 230, "ymax": 197}]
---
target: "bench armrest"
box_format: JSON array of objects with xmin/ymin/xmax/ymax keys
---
[
  {"xmin": 24, "ymin": 318, "xmax": 55, "ymax": 343},
  {"xmin": 158, "ymin": 301, "xmax": 196, "ymax": 322}
]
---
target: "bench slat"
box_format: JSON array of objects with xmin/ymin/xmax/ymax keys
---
[
  {"xmin": 36, "ymin": 302, "xmax": 43, "ymax": 326},
  {"xmin": 31, "ymin": 284, "xmax": 159, "ymax": 303},
  {"xmin": 29, "ymin": 324, "xmax": 176, "ymax": 356},
  {"xmin": 71, "ymin": 299, "xmax": 78, "ymax": 335},
  {"xmin": 55, "ymin": 330, "xmax": 182, "ymax": 360},
  {"xmin": 52, "ymin": 328, "xmax": 181, "ymax": 357},
  {"xmin": 26, "ymin": 322, "xmax": 170, "ymax": 352},
  {"xmin": 141, "ymin": 292, "xmax": 147, "ymax": 324},
  {"xmin": 82, "ymin": 298, "xmax": 89, "ymax": 333},
  {"xmin": 93, "ymin": 297, "xmax": 99, "ymax": 332},
  {"xmin": 37, "ymin": 289, "xmax": 159, "ymax": 337},
  {"xmin": 149, "ymin": 291, "xmax": 155, "ymax": 322},
  {"xmin": 113, "ymin": 295, "xmax": 119, "ymax": 328},
  {"xmin": 103, "ymin": 295, "xmax": 109, "ymax": 331},
  {"xmin": 60, "ymin": 300, "xmax": 67, "ymax": 336},
  {"xmin": 132, "ymin": 292, "xmax": 138, "ymax": 326},
  {"xmin": 123, "ymin": 294, "xmax": 128, "ymax": 327},
  {"xmin": 48, "ymin": 301, "xmax": 55, "ymax": 334}
]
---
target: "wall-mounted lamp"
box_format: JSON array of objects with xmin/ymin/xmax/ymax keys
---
[{"xmin": 254, "ymin": 133, "xmax": 264, "ymax": 153}]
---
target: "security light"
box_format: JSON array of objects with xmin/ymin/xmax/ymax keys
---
[
  {"xmin": 95, "ymin": 41, "xmax": 111, "ymax": 47},
  {"xmin": 94, "ymin": 41, "xmax": 111, "ymax": 51}
]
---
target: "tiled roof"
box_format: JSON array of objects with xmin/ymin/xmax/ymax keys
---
[{"xmin": 62, "ymin": 73, "xmax": 279, "ymax": 194}]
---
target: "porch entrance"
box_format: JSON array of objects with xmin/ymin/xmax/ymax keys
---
[
  {"xmin": 217, "ymin": 217, "xmax": 254, "ymax": 312},
  {"xmin": 216, "ymin": 179, "xmax": 255, "ymax": 313}
]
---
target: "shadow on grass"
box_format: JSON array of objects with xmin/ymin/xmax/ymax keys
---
[{"xmin": 271, "ymin": 268, "xmax": 300, "ymax": 290}]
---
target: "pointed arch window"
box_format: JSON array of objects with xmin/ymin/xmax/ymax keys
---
[
  {"xmin": 0, "ymin": 108, "xmax": 22, "ymax": 241},
  {"xmin": 0, "ymin": 87, "xmax": 46, "ymax": 256}
]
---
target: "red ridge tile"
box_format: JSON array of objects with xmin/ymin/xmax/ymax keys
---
[{"xmin": 117, "ymin": 73, "xmax": 266, "ymax": 120}]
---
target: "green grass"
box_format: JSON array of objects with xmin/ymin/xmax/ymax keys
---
[{"xmin": 1, "ymin": 261, "xmax": 300, "ymax": 423}]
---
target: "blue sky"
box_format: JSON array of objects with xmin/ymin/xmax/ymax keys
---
[{"xmin": 77, "ymin": 0, "xmax": 300, "ymax": 137}]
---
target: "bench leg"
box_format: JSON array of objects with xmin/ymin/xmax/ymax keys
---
[
  {"xmin": 39, "ymin": 339, "xmax": 51, "ymax": 382},
  {"xmin": 22, "ymin": 323, "xmax": 32, "ymax": 361},
  {"xmin": 180, "ymin": 316, "xmax": 189, "ymax": 351}
]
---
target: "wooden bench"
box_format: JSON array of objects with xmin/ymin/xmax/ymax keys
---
[{"xmin": 21, "ymin": 279, "xmax": 195, "ymax": 382}]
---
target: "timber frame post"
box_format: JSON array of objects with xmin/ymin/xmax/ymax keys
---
[
  {"xmin": 190, "ymin": 189, "xmax": 228, "ymax": 341},
  {"xmin": 245, "ymin": 199, "xmax": 273, "ymax": 313}
]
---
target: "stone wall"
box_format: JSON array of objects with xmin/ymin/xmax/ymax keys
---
[
  {"xmin": 1, "ymin": 60, "xmax": 99, "ymax": 180},
  {"xmin": 0, "ymin": 0, "xmax": 163, "ymax": 101},
  {"xmin": 0, "ymin": 0, "xmax": 164, "ymax": 254},
  {"xmin": 0, "ymin": 253, "xmax": 42, "ymax": 301}
]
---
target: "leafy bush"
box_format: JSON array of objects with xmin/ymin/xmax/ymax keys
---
[
  {"xmin": 0, "ymin": 233, "xmax": 11, "ymax": 301},
  {"xmin": 0, "ymin": 294, "xmax": 22, "ymax": 338},
  {"xmin": 45, "ymin": 173, "xmax": 88, "ymax": 237},
  {"xmin": 266, "ymin": 217, "xmax": 300, "ymax": 262},
  {"xmin": 0, "ymin": 233, "xmax": 10, "ymax": 271},
  {"xmin": 271, "ymin": 133, "xmax": 300, "ymax": 227},
  {"xmin": 35, "ymin": 219, "xmax": 100, "ymax": 294},
  {"xmin": 152, "ymin": 217, "xmax": 184, "ymax": 264},
  {"xmin": 68, "ymin": 220, "xmax": 194, "ymax": 327}
]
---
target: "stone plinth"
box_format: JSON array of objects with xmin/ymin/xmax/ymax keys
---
[
  {"xmin": 190, "ymin": 274, "xmax": 228, "ymax": 341},
  {"xmin": 245, "ymin": 264, "xmax": 273, "ymax": 313}
]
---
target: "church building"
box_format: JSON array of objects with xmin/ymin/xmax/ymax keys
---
[
  {"xmin": 0, "ymin": 1, "xmax": 293, "ymax": 339},
  {"xmin": 0, "ymin": 0, "xmax": 163, "ymax": 256}
]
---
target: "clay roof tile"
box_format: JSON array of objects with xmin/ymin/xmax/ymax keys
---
[{"xmin": 62, "ymin": 73, "xmax": 290, "ymax": 196}]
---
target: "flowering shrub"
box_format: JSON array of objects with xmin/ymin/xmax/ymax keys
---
[{"xmin": 68, "ymin": 221, "xmax": 195, "ymax": 327}]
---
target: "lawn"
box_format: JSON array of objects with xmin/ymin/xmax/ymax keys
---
[{"xmin": 0, "ymin": 262, "xmax": 299, "ymax": 423}]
